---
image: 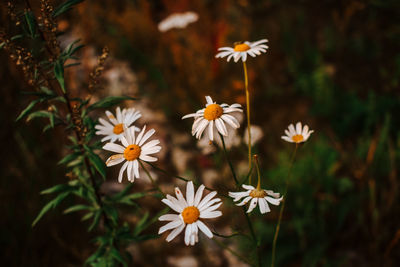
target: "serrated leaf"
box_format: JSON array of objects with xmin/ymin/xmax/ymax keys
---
[
  {"xmin": 87, "ymin": 96, "xmax": 137, "ymax": 112},
  {"xmin": 53, "ymin": 0, "xmax": 84, "ymax": 17},
  {"xmin": 64, "ymin": 204, "xmax": 91, "ymax": 214},
  {"xmin": 16, "ymin": 99, "xmax": 40, "ymax": 121},
  {"xmin": 32, "ymin": 192, "xmax": 70, "ymax": 226},
  {"xmin": 54, "ymin": 60, "xmax": 66, "ymax": 93}
]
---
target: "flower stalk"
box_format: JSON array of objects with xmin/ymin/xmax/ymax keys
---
[
  {"xmin": 271, "ymin": 144, "xmax": 299, "ymax": 267},
  {"xmin": 243, "ymin": 61, "xmax": 252, "ymax": 172}
]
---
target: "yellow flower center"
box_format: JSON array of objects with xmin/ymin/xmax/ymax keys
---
[
  {"xmin": 292, "ymin": 134, "xmax": 304, "ymax": 143},
  {"xmin": 203, "ymin": 104, "xmax": 223, "ymax": 121},
  {"xmin": 113, "ymin": 123, "xmax": 124, "ymax": 134},
  {"xmin": 123, "ymin": 144, "xmax": 141, "ymax": 161},
  {"xmin": 234, "ymin": 43, "xmax": 251, "ymax": 52},
  {"xmin": 181, "ymin": 206, "xmax": 200, "ymax": 224},
  {"xmin": 249, "ymin": 189, "xmax": 267, "ymax": 198}
]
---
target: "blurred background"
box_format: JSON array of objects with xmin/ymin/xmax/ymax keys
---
[{"xmin": 1, "ymin": 0, "xmax": 400, "ymax": 266}]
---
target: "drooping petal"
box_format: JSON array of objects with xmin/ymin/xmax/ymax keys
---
[{"xmin": 247, "ymin": 198, "xmax": 258, "ymax": 213}]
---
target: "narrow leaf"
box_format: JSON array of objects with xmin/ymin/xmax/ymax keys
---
[
  {"xmin": 64, "ymin": 204, "xmax": 91, "ymax": 214},
  {"xmin": 54, "ymin": 60, "xmax": 66, "ymax": 93},
  {"xmin": 87, "ymin": 152, "xmax": 106, "ymax": 179},
  {"xmin": 53, "ymin": 0, "xmax": 84, "ymax": 17},
  {"xmin": 16, "ymin": 99, "xmax": 39, "ymax": 121},
  {"xmin": 32, "ymin": 192, "xmax": 70, "ymax": 226}
]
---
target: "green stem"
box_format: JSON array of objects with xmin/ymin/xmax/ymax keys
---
[
  {"xmin": 220, "ymin": 133, "xmax": 260, "ymax": 266},
  {"xmin": 219, "ymin": 133, "xmax": 239, "ymax": 185},
  {"xmin": 139, "ymin": 160, "xmax": 165, "ymax": 197},
  {"xmin": 271, "ymin": 144, "xmax": 298, "ymax": 267},
  {"xmin": 143, "ymin": 161, "xmax": 229, "ymax": 197},
  {"xmin": 213, "ymin": 238, "xmax": 252, "ymax": 265},
  {"xmin": 243, "ymin": 61, "xmax": 252, "ymax": 174}
]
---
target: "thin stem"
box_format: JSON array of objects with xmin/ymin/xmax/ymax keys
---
[
  {"xmin": 211, "ymin": 231, "xmax": 247, "ymax": 239},
  {"xmin": 220, "ymin": 134, "xmax": 260, "ymax": 266},
  {"xmin": 243, "ymin": 61, "xmax": 252, "ymax": 173},
  {"xmin": 219, "ymin": 133, "xmax": 239, "ymax": 185},
  {"xmin": 212, "ymin": 238, "xmax": 252, "ymax": 265},
  {"xmin": 139, "ymin": 160, "xmax": 165, "ymax": 197},
  {"xmin": 143, "ymin": 161, "xmax": 228, "ymax": 197},
  {"xmin": 271, "ymin": 144, "xmax": 299, "ymax": 267}
]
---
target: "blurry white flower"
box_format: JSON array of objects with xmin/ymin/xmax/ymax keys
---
[
  {"xmin": 182, "ymin": 96, "xmax": 242, "ymax": 141},
  {"xmin": 158, "ymin": 11, "xmax": 199, "ymax": 32},
  {"xmin": 281, "ymin": 122, "xmax": 314, "ymax": 144},
  {"xmin": 103, "ymin": 126, "xmax": 161, "ymax": 183},
  {"xmin": 243, "ymin": 125, "xmax": 264, "ymax": 146},
  {"xmin": 215, "ymin": 39, "xmax": 269, "ymax": 62},
  {"xmin": 229, "ymin": 184, "xmax": 282, "ymax": 214},
  {"xmin": 95, "ymin": 107, "xmax": 141, "ymax": 143},
  {"xmin": 159, "ymin": 181, "xmax": 222, "ymax": 246}
]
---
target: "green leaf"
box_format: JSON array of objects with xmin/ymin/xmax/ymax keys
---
[
  {"xmin": 88, "ymin": 210, "xmax": 102, "ymax": 231},
  {"xmin": 54, "ymin": 60, "xmax": 66, "ymax": 93},
  {"xmin": 133, "ymin": 212, "xmax": 149, "ymax": 236},
  {"xmin": 87, "ymin": 151, "xmax": 106, "ymax": 179},
  {"xmin": 64, "ymin": 204, "xmax": 92, "ymax": 214},
  {"xmin": 26, "ymin": 110, "xmax": 52, "ymax": 122},
  {"xmin": 81, "ymin": 211, "xmax": 94, "ymax": 221},
  {"xmin": 16, "ymin": 99, "xmax": 40, "ymax": 121},
  {"xmin": 32, "ymin": 192, "xmax": 70, "ymax": 226},
  {"xmin": 109, "ymin": 248, "xmax": 126, "ymax": 265},
  {"xmin": 103, "ymin": 205, "xmax": 118, "ymax": 224},
  {"xmin": 58, "ymin": 152, "xmax": 80, "ymax": 165},
  {"xmin": 24, "ymin": 11, "xmax": 36, "ymax": 38},
  {"xmin": 87, "ymin": 96, "xmax": 137, "ymax": 112},
  {"xmin": 41, "ymin": 184, "xmax": 71, "ymax": 195},
  {"xmin": 53, "ymin": 0, "xmax": 84, "ymax": 17}
]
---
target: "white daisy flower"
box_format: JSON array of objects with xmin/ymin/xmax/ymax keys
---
[
  {"xmin": 158, "ymin": 181, "xmax": 222, "ymax": 246},
  {"xmin": 281, "ymin": 122, "xmax": 314, "ymax": 144},
  {"xmin": 215, "ymin": 39, "xmax": 269, "ymax": 63},
  {"xmin": 182, "ymin": 96, "xmax": 242, "ymax": 141},
  {"xmin": 103, "ymin": 126, "xmax": 161, "ymax": 183},
  {"xmin": 158, "ymin": 11, "xmax": 199, "ymax": 32},
  {"xmin": 229, "ymin": 184, "xmax": 283, "ymax": 214},
  {"xmin": 95, "ymin": 107, "xmax": 141, "ymax": 143}
]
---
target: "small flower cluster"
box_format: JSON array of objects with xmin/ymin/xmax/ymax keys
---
[
  {"xmin": 96, "ymin": 107, "xmax": 161, "ymax": 182},
  {"xmin": 94, "ymin": 38, "xmax": 314, "ymax": 247}
]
